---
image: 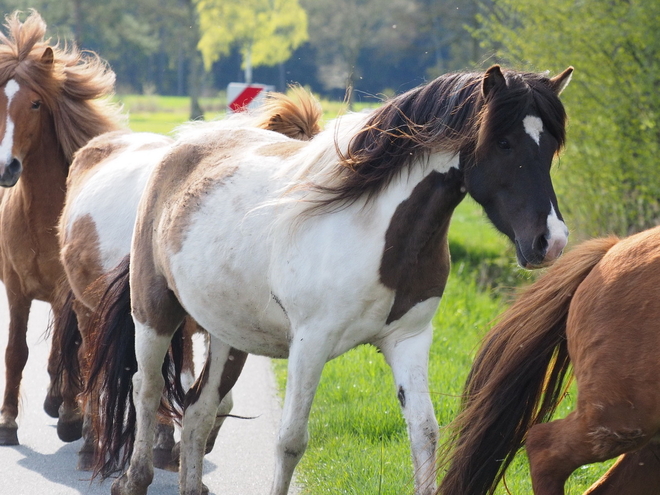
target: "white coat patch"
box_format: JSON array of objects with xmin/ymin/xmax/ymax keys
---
[
  {"xmin": 523, "ymin": 115, "xmax": 543, "ymax": 146},
  {"xmin": 0, "ymin": 79, "xmax": 20, "ymax": 162}
]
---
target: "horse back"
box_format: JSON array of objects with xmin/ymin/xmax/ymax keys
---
[{"xmin": 60, "ymin": 131, "xmax": 173, "ymax": 308}]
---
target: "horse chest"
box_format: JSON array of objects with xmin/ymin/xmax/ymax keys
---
[{"xmin": 379, "ymin": 170, "xmax": 464, "ymax": 323}]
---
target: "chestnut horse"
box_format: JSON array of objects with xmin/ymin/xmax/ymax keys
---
[
  {"xmin": 0, "ymin": 10, "xmax": 123, "ymax": 445},
  {"xmin": 57, "ymin": 88, "xmax": 322, "ymax": 470},
  {"xmin": 86, "ymin": 65, "xmax": 573, "ymax": 495},
  {"xmin": 438, "ymin": 226, "xmax": 660, "ymax": 495}
]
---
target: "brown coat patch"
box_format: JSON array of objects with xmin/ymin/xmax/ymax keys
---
[
  {"xmin": 380, "ymin": 170, "xmax": 465, "ymax": 323},
  {"xmin": 60, "ymin": 214, "xmax": 104, "ymax": 308},
  {"xmin": 257, "ymin": 140, "xmax": 305, "ymax": 159}
]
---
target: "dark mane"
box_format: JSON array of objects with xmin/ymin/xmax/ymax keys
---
[
  {"xmin": 314, "ymin": 69, "xmax": 567, "ymax": 208},
  {"xmin": 0, "ymin": 10, "xmax": 124, "ymax": 163}
]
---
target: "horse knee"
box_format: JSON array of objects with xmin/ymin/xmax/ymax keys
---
[{"xmin": 277, "ymin": 426, "xmax": 308, "ymax": 463}]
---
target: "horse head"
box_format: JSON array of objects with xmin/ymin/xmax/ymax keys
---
[
  {"xmin": 0, "ymin": 46, "xmax": 54, "ymax": 187},
  {"xmin": 464, "ymin": 65, "xmax": 573, "ymax": 268}
]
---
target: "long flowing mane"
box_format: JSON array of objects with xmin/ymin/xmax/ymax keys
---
[
  {"xmin": 0, "ymin": 10, "xmax": 124, "ymax": 163},
  {"xmin": 308, "ymin": 69, "xmax": 567, "ymax": 209}
]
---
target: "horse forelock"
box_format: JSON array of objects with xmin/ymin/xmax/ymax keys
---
[
  {"xmin": 476, "ymin": 71, "xmax": 567, "ymax": 159},
  {"xmin": 0, "ymin": 10, "xmax": 124, "ymax": 163}
]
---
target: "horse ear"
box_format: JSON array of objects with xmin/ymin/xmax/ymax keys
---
[
  {"xmin": 549, "ymin": 66, "xmax": 573, "ymax": 95},
  {"xmin": 482, "ymin": 65, "xmax": 506, "ymax": 99},
  {"xmin": 41, "ymin": 47, "xmax": 54, "ymax": 66}
]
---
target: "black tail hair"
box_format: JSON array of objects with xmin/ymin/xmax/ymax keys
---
[{"xmin": 84, "ymin": 255, "xmax": 186, "ymax": 478}]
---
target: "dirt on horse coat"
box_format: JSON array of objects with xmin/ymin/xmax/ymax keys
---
[
  {"xmin": 85, "ymin": 65, "xmax": 573, "ymax": 495},
  {"xmin": 438, "ymin": 226, "xmax": 660, "ymax": 495},
  {"xmin": 0, "ymin": 10, "xmax": 123, "ymax": 446}
]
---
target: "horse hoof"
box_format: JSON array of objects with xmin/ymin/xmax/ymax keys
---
[
  {"xmin": 153, "ymin": 447, "xmax": 178, "ymax": 472},
  {"xmin": 0, "ymin": 425, "xmax": 18, "ymax": 445},
  {"xmin": 57, "ymin": 417, "xmax": 83, "ymax": 442},
  {"xmin": 202, "ymin": 483, "xmax": 209, "ymax": 495},
  {"xmin": 111, "ymin": 474, "xmax": 148, "ymax": 495},
  {"xmin": 77, "ymin": 451, "xmax": 95, "ymax": 471},
  {"xmin": 43, "ymin": 394, "xmax": 62, "ymax": 418}
]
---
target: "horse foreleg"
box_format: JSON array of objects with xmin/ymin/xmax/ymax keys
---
[
  {"xmin": 0, "ymin": 284, "xmax": 31, "ymax": 446},
  {"xmin": 112, "ymin": 321, "xmax": 171, "ymax": 495},
  {"xmin": 583, "ymin": 439, "xmax": 660, "ymax": 495},
  {"xmin": 179, "ymin": 338, "xmax": 246, "ymax": 495},
  {"xmin": 271, "ymin": 336, "xmax": 328, "ymax": 495},
  {"xmin": 380, "ymin": 325, "xmax": 438, "ymax": 495}
]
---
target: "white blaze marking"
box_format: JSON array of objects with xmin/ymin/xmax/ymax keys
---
[
  {"xmin": 523, "ymin": 115, "xmax": 543, "ymax": 146},
  {"xmin": 0, "ymin": 79, "xmax": 20, "ymax": 162},
  {"xmin": 545, "ymin": 203, "xmax": 568, "ymax": 260}
]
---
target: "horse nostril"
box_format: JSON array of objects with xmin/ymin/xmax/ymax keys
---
[
  {"xmin": 7, "ymin": 158, "xmax": 21, "ymax": 174},
  {"xmin": 533, "ymin": 233, "xmax": 548, "ymax": 254}
]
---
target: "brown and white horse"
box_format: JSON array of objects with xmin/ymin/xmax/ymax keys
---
[
  {"xmin": 0, "ymin": 10, "xmax": 123, "ymax": 445},
  {"xmin": 86, "ymin": 65, "xmax": 573, "ymax": 495},
  {"xmin": 438, "ymin": 226, "xmax": 660, "ymax": 495},
  {"xmin": 57, "ymin": 88, "xmax": 322, "ymax": 470}
]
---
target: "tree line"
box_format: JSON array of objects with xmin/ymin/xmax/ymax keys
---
[
  {"xmin": 1, "ymin": 0, "xmax": 657, "ymax": 237},
  {"xmin": 0, "ymin": 0, "xmax": 485, "ymax": 103}
]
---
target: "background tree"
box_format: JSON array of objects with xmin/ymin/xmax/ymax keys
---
[
  {"xmin": 196, "ymin": 0, "xmax": 307, "ymax": 84},
  {"xmin": 477, "ymin": 0, "xmax": 660, "ymax": 238}
]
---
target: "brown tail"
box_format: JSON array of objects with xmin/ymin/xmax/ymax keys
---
[
  {"xmin": 84, "ymin": 255, "xmax": 186, "ymax": 478},
  {"xmin": 254, "ymin": 85, "xmax": 322, "ymax": 140},
  {"xmin": 438, "ymin": 236, "xmax": 620, "ymax": 495}
]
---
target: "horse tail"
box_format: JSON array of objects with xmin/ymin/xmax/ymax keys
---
[
  {"xmin": 438, "ymin": 235, "xmax": 620, "ymax": 495},
  {"xmin": 52, "ymin": 288, "xmax": 82, "ymax": 396},
  {"xmin": 84, "ymin": 255, "xmax": 186, "ymax": 479},
  {"xmin": 254, "ymin": 85, "xmax": 323, "ymax": 141}
]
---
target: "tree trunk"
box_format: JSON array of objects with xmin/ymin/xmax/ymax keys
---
[{"xmin": 185, "ymin": 0, "xmax": 204, "ymax": 120}]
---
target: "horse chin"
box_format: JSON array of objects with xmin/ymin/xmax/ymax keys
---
[{"xmin": 515, "ymin": 241, "xmax": 548, "ymax": 270}]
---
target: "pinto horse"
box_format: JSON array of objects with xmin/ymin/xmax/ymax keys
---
[
  {"xmin": 438, "ymin": 226, "xmax": 660, "ymax": 495},
  {"xmin": 57, "ymin": 88, "xmax": 322, "ymax": 470},
  {"xmin": 86, "ymin": 65, "xmax": 573, "ymax": 495},
  {"xmin": 0, "ymin": 10, "xmax": 123, "ymax": 445}
]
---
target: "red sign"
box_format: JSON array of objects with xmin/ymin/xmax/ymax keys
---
[{"xmin": 228, "ymin": 86, "xmax": 264, "ymax": 112}]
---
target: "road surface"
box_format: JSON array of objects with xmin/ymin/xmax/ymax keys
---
[{"xmin": 0, "ymin": 292, "xmax": 299, "ymax": 494}]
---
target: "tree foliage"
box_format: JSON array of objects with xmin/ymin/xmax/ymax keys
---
[
  {"xmin": 196, "ymin": 0, "xmax": 308, "ymax": 79},
  {"xmin": 477, "ymin": 0, "xmax": 660, "ymax": 237}
]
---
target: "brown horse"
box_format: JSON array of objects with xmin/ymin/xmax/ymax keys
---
[
  {"xmin": 56, "ymin": 87, "xmax": 323, "ymax": 470},
  {"xmin": 0, "ymin": 10, "xmax": 123, "ymax": 446},
  {"xmin": 438, "ymin": 225, "xmax": 660, "ymax": 495}
]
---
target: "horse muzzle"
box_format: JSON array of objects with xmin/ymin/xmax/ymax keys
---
[
  {"xmin": 516, "ymin": 229, "xmax": 568, "ymax": 269},
  {"xmin": 0, "ymin": 158, "xmax": 22, "ymax": 187}
]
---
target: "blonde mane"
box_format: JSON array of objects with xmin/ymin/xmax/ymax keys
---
[{"xmin": 0, "ymin": 10, "xmax": 124, "ymax": 163}]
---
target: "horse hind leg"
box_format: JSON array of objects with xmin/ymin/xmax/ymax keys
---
[
  {"xmin": 112, "ymin": 320, "xmax": 176, "ymax": 495},
  {"xmin": 0, "ymin": 285, "xmax": 31, "ymax": 446},
  {"xmin": 583, "ymin": 437, "xmax": 660, "ymax": 495},
  {"xmin": 526, "ymin": 410, "xmax": 654, "ymax": 495},
  {"xmin": 49, "ymin": 289, "xmax": 84, "ymax": 442},
  {"xmin": 179, "ymin": 337, "xmax": 246, "ymax": 495}
]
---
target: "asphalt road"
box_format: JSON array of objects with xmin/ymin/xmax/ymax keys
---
[{"xmin": 0, "ymin": 291, "xmax": 299, "ymax": 494}]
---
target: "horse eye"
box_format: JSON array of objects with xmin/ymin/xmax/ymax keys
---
[
  {"xmin": 31, "ymin": 100, "xmax": 41, "ymax": 110},
  {"xmin": 497, "ymin": 138, "xmax": 511, "ymax": 150}
]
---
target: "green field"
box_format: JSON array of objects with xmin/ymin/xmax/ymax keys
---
[{"xmin": 121, "ymin": 94, "xmax": 613, "ymax": 495}]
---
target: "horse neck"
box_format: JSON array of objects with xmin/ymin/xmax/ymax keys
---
[{"xmin": 17, "ymin": 121, "xmax": 69, "ymax": 220}]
